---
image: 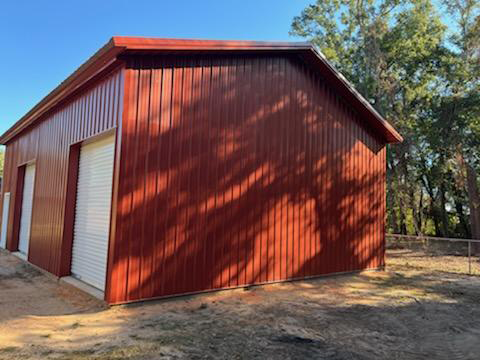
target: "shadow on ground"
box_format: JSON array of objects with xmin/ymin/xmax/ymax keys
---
[
  {"xmin": 1, "ymin": 250, "xmax": 480, "ymax": 359},
  {"xmin": 0, "ymin": 249, "xmax": 106, "ymax": 322}
]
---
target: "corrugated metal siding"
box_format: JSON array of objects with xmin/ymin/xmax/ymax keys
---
[
  {"xmin": 107, "ymin": 54, "xmax": 386, "ymax": 304},
  {"xmin": 0, "ymin": 68, "xmax": 123, "ymax": 275}
]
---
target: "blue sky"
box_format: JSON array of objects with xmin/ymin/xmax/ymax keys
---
[{"xmin": 0, "ymin": 1, "xmax": 311, "ymax": 135}]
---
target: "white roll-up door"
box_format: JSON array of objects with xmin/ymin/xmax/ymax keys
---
[
  {"xmin": 18, "ymin": 164, "xmax": 36, "ymax": 255},
  {"xmin": 72, "ymin": 135, "xmax": 115, "ymax": 291},
  {"xmin": 0, "ymin": 193, "xmax": 10, "ymax": 249}
]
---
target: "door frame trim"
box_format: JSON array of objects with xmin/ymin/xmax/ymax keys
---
[
  {"xmin": 59, "ymin": 143, "xmax": 81, "ymax": 277},
  {"xmin": 11, "ymin": 161, "xmax": 36, "ymax": 256},
  {"xmin": 59, "ymin": 129, "xmax": 117, "ymax": 285}
]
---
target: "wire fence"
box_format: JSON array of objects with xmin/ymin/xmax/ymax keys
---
[{"xmin": 386, "ymin": 234, "xmax": 480, "ymax": 276}]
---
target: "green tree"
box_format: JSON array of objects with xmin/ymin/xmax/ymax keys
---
[
  {"xmin": 436, "ymin": 0, "xmax": 480, "ymax": 245},
  {"xmin": 291, "ymin": 0, "xmax": 447, "ymax": 235}
]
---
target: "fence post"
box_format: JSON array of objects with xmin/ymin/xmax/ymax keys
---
[
  {"xmin": 468, "ymin": 241, "xmax": 472, "ymax": 275},
  {"xmin": 387, "ymin": 234, "xmax": 479, "ymax": 275}
]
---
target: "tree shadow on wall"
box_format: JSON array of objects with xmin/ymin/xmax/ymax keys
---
[{"xmin": 110, "ymin": 53, "xmax": 386, "ymax": 303}]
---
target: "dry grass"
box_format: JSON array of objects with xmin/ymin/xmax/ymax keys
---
[
  {"xmin": 388, "ymin": 248, "xmax": 480, "ymax": 276},
  {"xmin": 1, "ymin": 249, "xmax": 480, "ymax": 359}
]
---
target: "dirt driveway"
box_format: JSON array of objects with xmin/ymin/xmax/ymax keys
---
[{"xmin": 1, "ymin": 249, "xmax": 480, "ymax": 360}]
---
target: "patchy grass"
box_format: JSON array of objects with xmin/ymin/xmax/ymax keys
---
[
  {"xmin": 70, "ymin": 322, "xmax": 82, "ymax": 329},
  {"xmin": 0, "ymin": 347, "xmax": 18, "ymax": 354},
  {"xmin": 1, "ymin": 250, "xmax": 480, "ymax": 359},
  {"xmin": 388, "ymin": 248, "xmax": 480, "ymax": 276}
]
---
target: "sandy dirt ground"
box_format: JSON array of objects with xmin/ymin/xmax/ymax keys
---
[
  {"xmin": 1, "ymin": 248, "xmax": 480, "ymax": 360},
  {"xmin": 388, "ymin": 248, "xmax": 480, "ymax": 276}
]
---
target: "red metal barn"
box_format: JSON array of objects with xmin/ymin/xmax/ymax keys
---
[{"xmin": 0, "ymin": 37, "xmax": 402, "ymax": 304}]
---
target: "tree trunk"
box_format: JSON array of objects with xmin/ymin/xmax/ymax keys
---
[
  {"xmin": 422, "ymin": 174, "xmax": 441, "ymax": 236},
  {"xmin": 418, "ymin": 189, "xmax": 424, "ymax": 233},
  {"xmin": 456, "ymin": 148, "xmax": 480, "ymax": 253},
  {"xmin": 398, "ymin": 204, "xmax": 407, "ymax": 235},
  {"xmin": 454, "ymin": 197, "xmax": 470, "ymax": 238},
  {"xmin": 407, "ymin": 184, "xmax": 421, "ymax": 235},
  {"xmin": 386, "ymin": 175, "xmax": 398, "ymax": 233},
  {"xmin": 452, "ymin": 186, "xmax": 470, "ymax": 238},
  {"xmin": 439, "ymin": 181, "xmax": 449, "ymax": 237},
  {"xmin": 465, "ymin": 163, "xmax": 480, "ymax": 253},
  {"xmin": 430, "ymin": 202, "xmax": 441, "ymax": 236},
  {"xmin": 387, "ymin": 159, "xmax": 400, "ymax": 233},
  {"xmin": 397, "ymin": 151, "xmax": 421, "ymax": 234}
]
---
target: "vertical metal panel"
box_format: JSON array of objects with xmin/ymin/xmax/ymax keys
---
[
  {"xmin": 0, "ymin": 68, "xmax": 124, "ymax": 276},
  {"xmin": 106, "ymin": 53, "xmax": 387, "ymax": 304}
]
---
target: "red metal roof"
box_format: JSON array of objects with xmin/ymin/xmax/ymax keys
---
[{"xmin": 0, "ymin": 36, "xmax": 403, "ymax": 144}]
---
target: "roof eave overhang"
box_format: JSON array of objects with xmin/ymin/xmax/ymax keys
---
[
  {"xmin": 301, "ymin": 46, "xmax": 403, "ymax": 144},
  {"xmin": 0, "ymin": 37, "xmax": 402, "ymax": 145},
  {"xmin": 0, "ymin": 39, "xmax": 125, "ymax": 145}
]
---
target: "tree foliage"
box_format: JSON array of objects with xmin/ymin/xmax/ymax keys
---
[{"xmin": 292, "ymin": 0, "xmax": 480, "ymax": 239}]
